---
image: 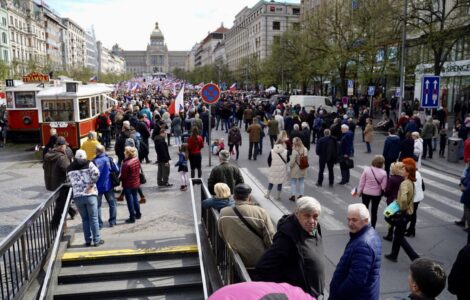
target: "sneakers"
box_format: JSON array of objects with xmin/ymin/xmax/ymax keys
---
[
  {"xmin": 180, "ymin": 185, "xmax": 188, "ymax": 191},
  {"xmin": 94, "ymin": 240, "xmax": 105, "ymax": 247}
]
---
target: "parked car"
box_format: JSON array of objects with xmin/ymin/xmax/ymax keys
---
[{"xmin": 289, "ymin": 95, "xmax": 337, "ymax": 113}]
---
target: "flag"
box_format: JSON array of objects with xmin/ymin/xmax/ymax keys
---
[
  {"xmin": 229, "ymin": 82, "xmax": 237, "ymax": 92},
  {"xmin": 169, "ymin": 98, "xmax": 175, "ymax": 115},
  {"xmin": 175, "ymin": 85, "xmax": 185, "ymax": 115},
  {"xmin": 131, "ymin": 82, "xmax": 140, "ymax": 92},
  {"xmin": 89, "ymin": 75, "xmax": 97, "ymax": 82}
]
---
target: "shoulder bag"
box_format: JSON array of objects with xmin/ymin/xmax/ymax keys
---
[
  {"xmin": 233, "ymin": 207, "xmax": 263, "ymax": 240},
  {"xmin": 108, "ymin": 157, "xmax": 120, "ymax": 187},
  {"xmin": 296, "ymin": 149, "xmax": 309, "ymax": 170},
  {"xmin": 370, "ymin": 168, "xmax": 385, "ymax": 197},
  {"xmin": 139, "ymin": 163, "xmax": 147, "ymax": 184}
]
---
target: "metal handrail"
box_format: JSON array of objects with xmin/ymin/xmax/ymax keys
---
[
  {"xmin": 0, "ymin": 184, "xmax": 71, "ymax": 300},
  {"xmin": 194, "ymin": 178, "xmax": 251, "ymax": 287}
]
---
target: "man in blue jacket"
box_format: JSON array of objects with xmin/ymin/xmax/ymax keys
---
[
  {"xmin": 93, "ymin": 145, "xmax": 119, "ymax": 228},
  {"xmin": 382, "ymin": 128, "xmax": 401, "ymax": 176},
  {"xmin": 329, "ymin": 203, "xmax": 382, "ymax": 300},
  {"xmin": 339, "ymin": 124, "xmax": 353, "ymax": 184}
]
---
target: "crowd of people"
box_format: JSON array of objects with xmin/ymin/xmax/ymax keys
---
[{"xmin": 37, "ymin": 80, "xmax": 470, "ymax": 299}]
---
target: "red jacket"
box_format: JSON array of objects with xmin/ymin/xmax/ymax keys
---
[
  {"xmin": 188, "ymin": 135, "xmax": 204, "ymax": 155},
  {"xmin": 120, "ymin": 157, "xmax": 140, "ymax": 189},
  {"xmin": 464, "ymin": 138, "xmax": 470, "ymax": 163}
]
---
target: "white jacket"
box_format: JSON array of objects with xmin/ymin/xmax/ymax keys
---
[
  {"xmin": 413, "ymin": 171, "xmax": 424, "ymax": 203},
  {"xmin": 414, "ymin": 138, "xmax": 423, "ymax": 169},
  {"xmin": 268, "ymin": 144, "xmax": 288, "ymax": 184},
  {"xmin": 275, "ymin": 114, "xmax": 284, "ymax": 131}
]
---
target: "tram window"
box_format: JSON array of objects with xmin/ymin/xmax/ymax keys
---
[
  {"xmin": 91, "ymin": 97, "xmax": 96, "ymax": 116},
  {"xmin": 79, "ymin": 98, "xmax": 90, "ymax": 120},
  {"xmin": 42, "ymin": 99, "xmax": 73, "ymax": 122},
  {"xmin": 15, "ymin": 92, "xmax": 36, "ymax": 108},
  {"xmin": 6, "ymin": 92, "xmax": 13, "ymax": 108},
  {"xmin": 97, "ymin": 96, "xmax": 103, "ymax": 112}
]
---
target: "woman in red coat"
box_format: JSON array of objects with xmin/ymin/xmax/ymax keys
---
[
  {"xmin": 120, "ymin": 146, "xmax": 141, "ymax": 223},
  {"xmin": 188, "ymin": 127, "xmax": 204, "ymax": 178}
]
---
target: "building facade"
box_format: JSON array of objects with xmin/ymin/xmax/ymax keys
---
[
  {"xmin": 62, "ymin": 17, "xmax": 86, "ymax": 71},
  {"xmin": 195, "ymin": 24, "xmax": 228, "ymax": 68},
  {"xmin": 97, "ymin": 40, "xmax": 125, "ymax": 75},
  {"xmin": 225, "ymin": 0, "xmax": 300, "ymax": 71},
  {"xmin": 85, "ymin": 27, "xmax": 98, "ymax": 72},
  {"xmin": 121, "ymin": 22, "xmax": 188, "ymax": 76},
  {"xmin": 37, "ymin": 2, "xmax": 65, "ymax": 71},
  {"xmin": 0, "ymin": 1, "xmax": 9, "ymax": 64},
  {"xmin": 185, "ymin": 43, "xmax": 199, "ymax": 72}
]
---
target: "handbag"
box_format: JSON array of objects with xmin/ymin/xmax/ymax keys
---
[
  {"xmin": 107, "ymin": 157, "xmax": 120, "ymax": 187},
  {"xmin": 370, "ymin": 168, "xmax": 385, "ymax": 197},
  {"xmin": 340, "ymin": 157, "xmax": 354, "ymax": 169},
  {"xmin": 139, "ymin": 165, "xmax": 147, "ymax": 184},
  {"xmin": 384, "ymin": 200, "xmax": 401, "ymax": 225},
  {"xmin": 297, "ymin": 150, "xmax": 309, "ymax": 170}
]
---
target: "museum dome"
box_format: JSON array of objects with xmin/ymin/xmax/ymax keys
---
[{"xmin": 150, "ymin": 22, "xmax": 164, "ymax": 39}]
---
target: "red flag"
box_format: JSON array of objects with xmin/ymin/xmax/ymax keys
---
[{"xmin": 168, "ymin": 98, "xmax": 175, "ymax": 115}]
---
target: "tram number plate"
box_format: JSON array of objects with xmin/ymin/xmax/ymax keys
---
[{"xmin": 50, "ymin": 122, "xmax": 68, "ymax": 128}]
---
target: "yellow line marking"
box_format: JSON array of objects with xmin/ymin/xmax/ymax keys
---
[{"xmin": 62, "ymin": 245, "xmax": 198, "ymax": 262}]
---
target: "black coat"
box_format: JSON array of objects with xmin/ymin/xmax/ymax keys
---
[
  {"xmin": 301, "ymin": 128, "xmax": 311, "ymax": 150},
  {"xmin": 254, "ymin": 214, "xmax": 325, "ymax": 297},
  {"xmin": 448, "ymin": 244, "xmax": 470, "ymax": 300},
  {"xmin": 316, "ymin": 135, "xmax": 338, "ymax": 163},
  {"xmin": 154, "ymin": 135, "xmax": 171, "ymax": 163}
]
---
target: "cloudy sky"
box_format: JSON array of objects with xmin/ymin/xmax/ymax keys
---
[{"xmin": 45, "ymin": 0, "xmax": 299, "ymax": 51}]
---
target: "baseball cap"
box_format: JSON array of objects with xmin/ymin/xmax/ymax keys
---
[
  {"xmin": 55, "ymin": 136, "xmax": 68, "ymax": 146},
  {"xmin": 75, "ymin": 149, "xmax": 87, "ymax": 160}
]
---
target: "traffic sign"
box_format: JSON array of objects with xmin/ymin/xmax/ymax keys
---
[
  {"xmin": 347, "ymin": 80, "xmax": 354, "ymax": 96},
  {"xmin": 367, "ymin": 86, "xmax": 375, "ymax": 96},
  {"xmin": 421, "ymin": 76, "xmax": 440, "ymax": 108},
  {"xmin": 201, "ymin": 83, "xmax": 220, "ymax": 105},
  {"xmin": 395, "ymin": 87, "xmax": 401, "ymax": 97}
]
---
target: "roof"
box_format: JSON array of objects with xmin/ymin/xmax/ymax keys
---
[
  {"xmin": 150, "ymin": 22, "xmax": 164, "ymax": 39},
  {"xmin": 6, "ymin": 83, "xmax": 47, "ymax": 92},
  {"xmin": 36, "ymin": 84, "xmax": 113, "ymax": 99}
]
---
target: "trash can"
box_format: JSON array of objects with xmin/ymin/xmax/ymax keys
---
[{"xmin": 448, "ymin": 137, "xmax": 463, "ymax": 163}]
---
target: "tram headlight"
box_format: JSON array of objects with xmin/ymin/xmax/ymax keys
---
[{"xmin": 23, "ymin": 116, "xmax": 32, "ymax": 125}]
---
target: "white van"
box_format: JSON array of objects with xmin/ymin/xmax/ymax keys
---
[{"xmin": 289, "ymin": 95, "xmax": 337, "ymax": 113}]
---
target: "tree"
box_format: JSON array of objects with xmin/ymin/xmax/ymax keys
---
[
  {"xmin": 407, "ymin": 0, "xmax": 470, "ymax": 75},
  {"xmin": 0, "ymin": 60, "xmax": 10, "ymax": 81}
]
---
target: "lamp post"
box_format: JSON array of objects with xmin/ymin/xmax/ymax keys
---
[{"xmin": 398, "ymin": 0, "xmax": 408, "ymax": 118}]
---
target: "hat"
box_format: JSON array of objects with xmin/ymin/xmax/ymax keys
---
[
  {"xmin": 219, "ymin": 150, "xmax": 230, "ymax": 162},
  {"xmin": 55, "ymin": 136, "xmax": 68, "ymax": 146},
  {"xmin": 75, "ymin": 149, "xmax": 87, "ymax": 160},
  {"xmin": 234, "ymin": 183, "xmax": 252, "ymax": 200}
]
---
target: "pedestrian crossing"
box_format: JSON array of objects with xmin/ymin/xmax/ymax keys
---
[{"xmin": 241, "ymin": 163, "xmax": 464, "ymax": 233}]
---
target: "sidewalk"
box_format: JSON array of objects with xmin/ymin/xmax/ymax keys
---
[{"xmin": 420, "ymin": 155, "xmax": 465, "ymax": 177}]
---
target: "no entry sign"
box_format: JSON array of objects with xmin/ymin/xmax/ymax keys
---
[{"xmin": 201, "ymin": 83, "xmax": 220, "ymax": 105}]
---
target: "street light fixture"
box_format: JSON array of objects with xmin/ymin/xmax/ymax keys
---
[{"xmin": 398, "ymin": 0, "xmax": 408, "ymax": 117}]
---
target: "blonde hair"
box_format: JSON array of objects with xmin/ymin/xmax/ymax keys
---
[
  {"xmin": 390, "ymin": 162, "xmax": 404, "ymax": 176},
  {"xmin": 124, "ymin": 146, "xmax": 138, "ymax": 158},
  {"xmin": 214, "ymin": 183, "xmax": 231, "ymax": 199}
]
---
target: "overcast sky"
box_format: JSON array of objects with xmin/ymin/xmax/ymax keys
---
[{"xmin": 45, "ymin": 0, "xmax": 299, "ymax": 51}]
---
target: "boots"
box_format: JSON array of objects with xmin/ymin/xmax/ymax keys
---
[
  {"xmin": 383, "ymin": 227, "xmax": 393, "ymax": 241},
  {"xmin": 275, "ymin": 191, "xmax": 281, "ymax": 200},
  {"xmin": 264, "ymin": 190, "xmax": 271, "ymax": 199}
]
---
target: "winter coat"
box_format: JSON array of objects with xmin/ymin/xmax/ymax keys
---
[
  {"xmin": 329, "ymin": 224, "xmax": 381, "ymax": 300},
  {"xmin": 357, "ymin": 166, "xmax": 387, "ymax": 197},
  {"xmin": 364, "ymin": 124, "xmax": 374, "ymax": 143},
  {"xmin": 80, "ymin": 139, "xmax": 101, "ymax": 161},
  {"xmin": 243, "ymin": 108, "xmax": 254, "ymax": 121},
  {"xmin": 247, "ymin": 123, "xmax": 262, "ymax": 142},
  {"xmin": 171, "ymin": 116, "xmax": 183, "ymax": 136},
  {"xmin": 93, "ymin": 153, "xmax": 119, "ymax": 193},
  {"xmin": 399, "ymin": 138, "xmax": 415, "ymax": 160},
  {"xmin": 120, "ymin": 157, "xmax": 140, "ymax": 189},
  {"xmin": 301, "ymin": 128, "xmax": 311, "ymax": 150},
  {"xmin": 207, "ymin": 162, "xmax": 244, "ymax": 195},
  {"xmin": 383, "ymin": 135, "xmax": 401, "ymax": 162},
  {"xmin": 421, "ymin": 121, "xmax": 437, "ymax": 139},
  {"xmin": 218, "ymin": 201, "xmax": 275, "ymax": 268},
  {"xmin": 268, "ymin": 144, "xmax": 289, "ymax": 184},
  {"xmin": 448, "ymin": 244, "xmax": 470, "ymax": 300},
  {"xmin": 384, "ymin": 175, "xmax": 404, "ymax": 205},
  {"xmin": 397, "ymin": 179, "xmax": 415, "ymax": 215},
  {"xmin": 460, "ymin": 167, "xmax": 470, "ymax": 206},
  {"xmin": 412, "ymin": 138, "xmax": 423, "ymax": 168},
  {"xmin": 228, "ymin": 127, "xmax": 242, "ymax": 146},
  {"xmin": 201, "ymin": 197, "xmax": 235, "ymax": 212},
  {"xmin": 115, "ymin": 130, "xmax": 135, "ymax": 162},
  {"xmin": 209, "ymin": 282, "xmax": 316, "ymax": 300},
  {"xmin": 267, "ymin": 119, "xmax": 279, "ymax": 136},
  {"xmin": 290, "ymin": 146, "xmax": 308, "ymax": 179},
  {"xmin": 67, "ymin": 159, "xmax": 100, "ymax": 198},
  {"xmin": 340, "ymin": 131, "xmax": 353, "ymax": 156},
  {"xmin": 255, "ymin": 214, "xmax": 325, "ymax": 297},
  {"xmin": 316, "ymin": 135, "xmax": 338, "ymax": 163},
  {"xmin": 413, "ymin": 171, "xmax": 425, "ymax": 203},
  {"xmin": 154, "ymin": 135, "xmax": 171, "ymax": 163},
  {"xmin": 43, "ymin": 149, "xmax": 70, "ymax": 191}
]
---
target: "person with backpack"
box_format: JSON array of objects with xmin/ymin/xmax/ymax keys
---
[
  {"xmin": 289, "ymin": 137, "xmax": 309, "ymax": 202},
  {"xmin": 228, "ymin": 123, "xmax": 242, "ymax": 160},
  {"xmin": 96, "ymin": 112, "xmax": 111, "ymax": 150},
  {"xmin": 265, "ymin": 139, "xmax": 288, "ymax": 200}
]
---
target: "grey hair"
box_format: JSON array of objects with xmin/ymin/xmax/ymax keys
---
[
  {"xmin": 324, "ymin": 129, "xmax": 331, "ymax": 136},
  {"xmin": 295, "ymin": 196, "xmax": 321, "ymax": 215},
  {"xmin": 88, "ymin": 131, "xmax": 97, "ymax": 139},
  {"xmin": 293, "ymin": 124, "xmax": 299, "ymax": 130},
  {"xmin": 96, "ymin": 144, "xmax": 105, "ymax": 154},
  {"xmin": 348, "ymin": 203, "xmax": 370, "ymax": 222},
  {"xmin": 341, "ymin": 124, "xmax": 349, "ymax": 131}
]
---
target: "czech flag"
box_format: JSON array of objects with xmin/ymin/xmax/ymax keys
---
[
  {"xmin": 229, "ymin": 82, "xmax": 237, "ymax": 92},
  {"xmin": 89, "ymin": 75, "xmax": 97, "ymax": 82}
]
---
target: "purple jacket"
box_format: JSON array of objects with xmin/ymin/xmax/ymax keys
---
[
  {"xmin": 384, "ymin": 175, "xmax": 404, "ymax": 205},
  {"xmin": 358, "ymin": 167, "xmax": 387, "ymax": 196}
]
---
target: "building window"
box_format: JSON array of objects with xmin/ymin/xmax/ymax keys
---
[
  {"xmin": 2, "ymin": 18, "xmax": 6, "ymax": 26},
  {"xmin": 2, "ymin": 32, "xmax": 6, "ymax": 44},
  {"xmin": 293, "ymin": 8, "xmax": 300, "ymax": 15},
  {"xmin": 3, "ymin": 50, "xmax": 7, "ymax": 62},
  {"xmin": 9, "ymin": 16, "xmax": 12, "ymax": 25},
  {"xmin": 273, "ymin": 21, "xmax": 281, "ymax": 30}
]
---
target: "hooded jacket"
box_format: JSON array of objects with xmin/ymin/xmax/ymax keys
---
[
  {"xmin": 43, "ymin": 148, "xmax": 70, "ymax": 191},
  {"xmin": 67, "ymin": 159, "xmax": 100, "ymax": 198},
  {"xmin": 93, "ymin": 153, "xmax": 119, "ymax": 193},
  {"xmin": 255, "ymin": 214, "xmax": 325, "ymax": 297},
  {"xmin": 268, "ymin": 144, "xmax": 288, "ymax": 184}
]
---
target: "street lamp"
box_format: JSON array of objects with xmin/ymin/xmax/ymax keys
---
[{"xmin": 398, "ymin": 0, "xmax": 408, "ymax": 117}]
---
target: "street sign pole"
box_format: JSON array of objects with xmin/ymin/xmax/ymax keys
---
[
  {"xmin": 200, "ymin": 83, "xmax": 221, "ymax": 167},
  {"xmin": 398, "ymin": 0, "xmax": 408, "ymax": 119},
  {"xmin": 208, "ymin": 107, "xmax": 211, "ymax": 167}
]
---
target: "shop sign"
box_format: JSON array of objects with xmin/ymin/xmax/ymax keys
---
[
  {"xmin": 415, "ymin": 60, "xmax": 470, "ymax": 77},
  {"xmin": 22, "ymin": 72, "xmax": 49, "ymax": 83}
]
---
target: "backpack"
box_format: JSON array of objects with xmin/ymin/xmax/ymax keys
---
[{"xmin": 297, "ymin": 150, "xmax": 309, "ymax": 170}]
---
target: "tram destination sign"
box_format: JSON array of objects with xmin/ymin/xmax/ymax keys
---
[{"xmin": 22, "ymin": 72, "xmax": 49, "ymax": 83}]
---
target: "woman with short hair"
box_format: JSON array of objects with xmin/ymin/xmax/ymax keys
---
[
  {"xmin": 201, "ymin": 183, "xmax": 234, "ymax": 212},
  {"xmin": 120, "ymin": 146, "xmax": 141, "ymax": 224},
  {"xmin": 357, "ymin": 155, "xmax": 388, "ymax": 228}
]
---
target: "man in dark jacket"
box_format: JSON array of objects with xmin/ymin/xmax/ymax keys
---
[
  {"xmin": 135, "ymin": 114, "xmax": 151, "ymax": 163},
  {"xmin": 316, "ymin": 129, "xmax": 337, "ymax": 187},
  {"xmin": 43, "ymin": 136, "xmax": 76, "ymax": 228},
  {"xmin": 207, "ymin": 150, "xmax": 244, "ymax": 195},
  {"xmin": 115, "ymin": 121, "xmax": 136, "ymax": 166},
  {"xmin": 339, "ymin": 124, "xmax": 353, "ymax": 184},
  {"xmin": 255, "ymin": 196, "xmax": 325, "ymax": 298},
  {"xmin": 448, "ymin": 244, "xmax": 470, "ymax": 300},
  {"xmin": 96, "ymin": 112, "xmax": 111, "ymax": 150},
  {"xmin": 154, "ymin": 129, "xmax": 172, "ymax": 187},
  {"xmin": 382, "ymin": 128, "xmax": 401, "ymax": 175},
  {"xmin": 329, "ymin": 203, "xmax": 381, "ymax": 300},
  {"xmin": 300, "ymin": 123, "xmax": 311, "ymax": 150}
]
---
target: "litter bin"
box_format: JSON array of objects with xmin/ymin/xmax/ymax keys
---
[{"xmin": 448, "ymin": 137, "xmax": 463, "ymax": 163}]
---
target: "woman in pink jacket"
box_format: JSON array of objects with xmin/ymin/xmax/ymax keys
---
[{"xmin": 357, "ymin": 155, "xmax": 388, "ymax": 228}]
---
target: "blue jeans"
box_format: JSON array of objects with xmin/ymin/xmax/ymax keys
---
[
  {"xmin": 366, "ymin": 142, "xmax": 371, "ymax": 153},
  {"xmin": 259, "ymin": 136, "xmax": 264, "ymax": 155},
  {"xmin": 124, "ymin": 188, "xmax": 141, "ymax": 220},
  {"xmin": 74, "ymin": 196, "xmax": 100, "ymax": 244},
  {"xmin": 290, "ymin": 177, "xmax": 305, "ymax": 196},
  {"xmin": 97, "ymin": 190, "xmax": 117, "ymax": 226},
  {"xmin": 268, "ymin": 183, "xmax": 282, "ymax": 191}
]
